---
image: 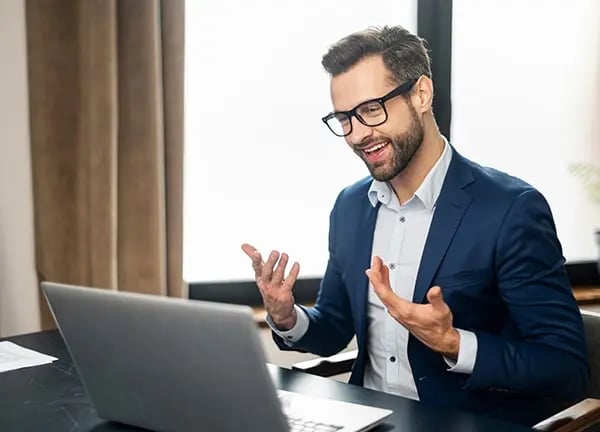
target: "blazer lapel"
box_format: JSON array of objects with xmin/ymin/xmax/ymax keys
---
[
  {"xmin": 413, "ymin": 152, "xmax": 474, "ymax": 303},
  {"xmin": 351, "ymin": 198, "xmax": 379, "ymax": 345}
]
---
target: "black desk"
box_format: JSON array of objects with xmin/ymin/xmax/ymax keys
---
[{"xmin": 0, "ymin": 331, "xmax": 531, "ymax": 432}]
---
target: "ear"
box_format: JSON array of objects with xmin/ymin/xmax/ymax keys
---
[{"xmin": 412, "ymin": 76, "xmax": 434, "ymax": 115}]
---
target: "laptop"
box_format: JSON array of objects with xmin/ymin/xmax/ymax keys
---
[{"xmin": 42, "ymin": 282, "xmax": 392, "ymax": 432}]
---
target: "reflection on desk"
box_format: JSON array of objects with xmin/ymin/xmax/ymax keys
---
[{"xmin": 0, "ymin": 330, "xmax": 531, "ymax": 432}]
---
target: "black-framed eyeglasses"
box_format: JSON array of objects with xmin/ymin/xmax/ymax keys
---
[{"xmin": 321, "ymin": 79, "xmax": 417, "ymax": 137}]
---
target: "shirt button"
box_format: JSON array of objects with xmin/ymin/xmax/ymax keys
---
[
  {"xmin": 399, "ymin": 216, "xmax": 406, "ymax": 223},
  {"xmin": 389, "ymin": 263, "xmax": 396, "ymax": 270},
  {"xmin": 389, "ymin": 356, "xmax": 396, "ymax": 363}
]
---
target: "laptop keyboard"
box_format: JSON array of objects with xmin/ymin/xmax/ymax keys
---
[{"xmin": 287, "ymin": 415, "xmax": 343, "ymax": 432}]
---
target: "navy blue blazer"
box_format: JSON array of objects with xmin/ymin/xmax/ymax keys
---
[{"xmin": 274, "ymin": 148, "xmax": 588, "ymax": 425}]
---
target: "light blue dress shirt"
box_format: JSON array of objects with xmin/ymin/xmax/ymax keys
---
[{"xmin": 268, "ymin": 141, "xmax": 477, "ymax": 400}]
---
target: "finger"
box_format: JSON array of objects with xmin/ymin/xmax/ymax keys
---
[
  {"xmin": 372, "ymin": 255, "xmax": 383, "ymax": 273},
  {"xmin": 241, "ymin": 243, "xmax": 264, "ymax": 275},
  {"xmin": 426, "ymin": 286, "xmax": 445, "ymax": 310},
  {"xmin": 381, "ymin": 259, "xmax": 389, "ymax": 287},
  {"xmin": 241, "ymin": 243, "xmax": 258, "ymax": 258},
  {"xmin": 365, "ymin": 268, "xmax": 385, "ymax": 293},
  {"xmin": 250, "ymin": 252, "xmax": 265, "ymax": 279},
  {"xmin": 366, "ymin": 257, "xmax": 415, "ymax": 322},
  {"xmin": 365, "ymin": 256, "xmax": 381, "ymax": 285},
  {"xmin": 261, "ymin": 250, "xmax": 280, "ymax": 281},
  {"xmin": 374, "ymin": 256, "xmax": 391, "ymax": 287},
  {"xmin": 282, "ymin": 262, "xmax": 300, "ymax": 292},
  {"xmin": 365, "ymin": 256, "xmax": 390, "ymax": 296},
  {"xmin": 271, "ymin": 252, "xmax": 289, "ymax": 285},
  {"xmin": 376, "ymin": 288, "xmax": 413, "ymax": 323}
]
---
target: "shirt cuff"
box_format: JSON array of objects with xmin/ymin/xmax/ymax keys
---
[
  {"xmin": 265, "ymin": 304, "xmax": 309, "ymax": 345},
  {"xmin": 443, "ymin": 329, "xmax": 478, "ymax": 374}
]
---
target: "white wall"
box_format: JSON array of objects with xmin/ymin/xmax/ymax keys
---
[
  {"xmin": 0, "ymin": 0, "xmax": 41, "ymax": 336},
  {"xmin": 452, "ymin": 0, "xmax": 600, "ymax": 262},
  {"xmin": 184, "ymin": 0, "xmax": 418, "ymax": 282}
]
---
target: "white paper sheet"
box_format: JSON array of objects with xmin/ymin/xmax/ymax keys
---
[{"xmin": 0, "ymin": 341, "xmax": 58, "ymax": 373}]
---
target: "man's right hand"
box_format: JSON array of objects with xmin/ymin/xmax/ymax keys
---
[{"xmin": 241, "ymin": 243, "xmax": 300, "ymax": 330}]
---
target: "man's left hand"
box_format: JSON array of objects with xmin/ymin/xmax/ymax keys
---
[{"xmin": 366, "ymin": 256, "xmax": 460, "ymax": 359}]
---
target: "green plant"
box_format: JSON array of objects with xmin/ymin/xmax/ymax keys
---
[{"xmin": 569, "ymin": 163, "xmax": 600, "ymax": 204}]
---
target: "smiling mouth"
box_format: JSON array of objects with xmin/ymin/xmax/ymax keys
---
[
  {"xmin": 362, "ymin": 141, "xmax": 388, "ymax": 153},
  {"xmin": 360, "ymin": 140, "xmax": 390, "ymax": 162}
]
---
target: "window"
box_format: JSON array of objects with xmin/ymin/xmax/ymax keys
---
[
  {"xmin": 452, "ymin": 0, "xmax": 600, "ymax": 261},
  {"xmin": 184, "ymin": 1, "xmax": 417, "ymax": 282},
  {"xmin": 184, "ymin": 1, "xmax": 599, "ymax": 285}
]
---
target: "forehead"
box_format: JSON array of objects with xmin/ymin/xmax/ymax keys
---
[{"xmin": 330, "ymin": 55, "xmax": 395, "ymax": 111}]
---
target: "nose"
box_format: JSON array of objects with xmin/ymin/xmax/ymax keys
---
[{"xmin": 347, "ymin": 115, "xmax": 373, "ymax": 145}]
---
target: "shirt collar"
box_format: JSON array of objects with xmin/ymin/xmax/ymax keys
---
[{"xmin": 367, "ymin": 138, "xmax": 453, "ymax": 211}]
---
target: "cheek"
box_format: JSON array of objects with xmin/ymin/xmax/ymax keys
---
[
  {"xmin": 386, "ymin": 102, "xmax": 418, "ymax": 131},
  {"xmin": 385, "ymin": 114, "xmax": 416, "ymax": 136},
  {"xmin": 370, "ymin": 124, "xmax": 397, "ymax": 140}
]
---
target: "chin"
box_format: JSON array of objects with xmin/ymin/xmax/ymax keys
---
[
  {"xmin": 370, "ymin": 167, "xmax": 396, "ymax": 182},
  {"xmin": 370, "ymin": 161, "xmax": 409, "ymax": 182}
]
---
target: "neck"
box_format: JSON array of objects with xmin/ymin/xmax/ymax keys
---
[{"xmin": 389, "ymin": 122, "xmax": 445, "ymax": 204}]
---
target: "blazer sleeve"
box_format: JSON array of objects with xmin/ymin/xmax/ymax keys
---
[
  {"xmin": 465, "ymin": 189, "xmax": 589, "ymax": 400},
  {"xmin": 272, "ymin": 191, "xmax": 355, "ymax": 357}
]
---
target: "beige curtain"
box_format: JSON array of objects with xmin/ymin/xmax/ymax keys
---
[{"xmin": 25, "ymin": 0, "xmax": 185, "ymax": 329}]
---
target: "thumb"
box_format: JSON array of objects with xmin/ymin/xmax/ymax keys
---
[
  {"xmin": 366, "ymin": 256, "xmax": 387, "ymax": 286},
  {"xmin": 427, "ymin": 286, "xmax": 445, "ymax": 308},
  {"xmin": 365, "ymin": 268, "xmax": 382, "ymax": 286}
]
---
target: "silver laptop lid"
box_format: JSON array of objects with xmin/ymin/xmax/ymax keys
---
[{"xmin": 42, "ymin": 282, "xmax": 289, "ymax": 432}]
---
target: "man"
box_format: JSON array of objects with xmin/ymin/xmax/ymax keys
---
[{"xmin": 242, "ymin": 25, "xmax": 588, "ymax": 426}]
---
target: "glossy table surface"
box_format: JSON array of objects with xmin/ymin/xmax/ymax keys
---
[{"xmin": 0, "ymin": 330, "xmax": 532, "ymax": 432}]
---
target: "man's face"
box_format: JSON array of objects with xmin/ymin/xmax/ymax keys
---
[{"xmin": 329, "ymin": 55, "xmax": 424, "ymax": 182}]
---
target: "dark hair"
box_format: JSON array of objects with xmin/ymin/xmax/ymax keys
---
[{"xmin": 321, "ymin": 25, "xmax": 432, "ymax": 84}]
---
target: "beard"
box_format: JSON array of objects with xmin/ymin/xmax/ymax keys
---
[{"xmin": 356, "ymin": 103, "xmax": 424, "ymax": 182}]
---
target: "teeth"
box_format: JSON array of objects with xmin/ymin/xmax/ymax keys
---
[{"xmin": 364, "ymin": 142, "xmax": 387, "ymax": 153}]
